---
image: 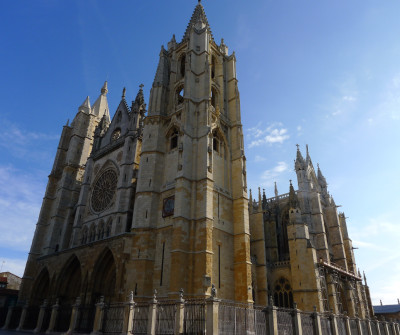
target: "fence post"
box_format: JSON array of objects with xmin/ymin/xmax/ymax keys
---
[
  {"xmin": 366, "ymin": 319, "xmax": 373, "ymax": 335},
  {"xmin": 266, "ymin": 296, "xmax": 278, "ymax": 335},
  {"xmin": 16, "ymin": 300, "xmax": 29, "ymax": 331},
  {"xmin": 175, "ymin": 289, "xmax": 185, "ymax": 335},
  {"xmin": 65, "ymin": 296, "xmax": 81, "ymax": 335},
  {"xmin": 206, "ymin": 285, "xmax": 220, "ymax": 335},
  {"xmin": 313, "ymin": 306, "xmax": 322, "ymax": 335},
  {"xmin": 46, "ymin": 298, "xmax": 60, "ymax": 334},
  {"xmin": 121, "ymin": 291, "xmax": 135, "ymax": 335},
  {"xmin": 1, "ymin": 303, "xmax": 15, "ymax": 330},
  {"xmin": 34, "ymin": 299, "xmax": 48, "ymax": 333},
  {"xmin": 147, "ymin": 290, "xmax": 157, "ymax": 335},
  {"xmin": 91, "ymin": 296, "xmax": 105, "ymax": 335},
  {"xmin": 330, "ymin": 311, "xmax": 339, "ymax": 335},
  {"xmin": 292, "ymin": 303, "xmax": 302, "ymax": 335},
  {"xmin": 383, "ymin": 320, "xmax": 390, "ymax": 335}
]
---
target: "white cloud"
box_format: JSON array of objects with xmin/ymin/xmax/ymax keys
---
[
  {"xmin": 254, "ymin": 155, "xmax": 266, "ymax": 162},
  {"xmin": 0, "ymin": 165, "xmax": 45, "ymax": 252},
  {"xmin": 246, "ymin": 122, "xmax": 290, "ymax": 148},
  {"xmin": 259, "ymin": 161, "xmax": 289, "ymax": 187}
]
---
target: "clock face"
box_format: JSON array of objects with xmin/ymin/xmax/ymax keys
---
[
  {"xmin": 162, "ymin": 196, "xmax": 175, "ymax": 217},
  {"xmin": 111, "ymin": 129, "xmax": 121, "ymax": 142}
]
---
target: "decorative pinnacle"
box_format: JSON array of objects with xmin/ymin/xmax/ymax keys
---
[
  {"xmin": 139, "ymin": 83, "xmax": 144, "ymax": 90},
  {"xmin": 289, "ymin": 179, "xmax": 292, "ymax": 186},
  {"xmin": 122, "ymin": 87, "xmax": 126, "ymax": 99},
  {"xmin": 296, "ymin": 144, "xmax": 300, "ymax": 150},
  {"xmin": 101, "ymin": 81, "xmax": 108, "ymax": 95}
]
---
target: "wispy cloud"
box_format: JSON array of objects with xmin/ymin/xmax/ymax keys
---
[
  {"xmin": 260, "ymin": 161, "xmax": 289, "ymax": 187},
  {"xmin": 254, "ymin": 155, "xmax": 266, "ymax": 162},
  {"xmin": 246, "ymin": 122, "xmax": 290, "ymax": 148},
  {"xmin": 0, "ymin": 165, "xmax": 46, "ymax": 252},
  {"xmin": 0, "ymin": 119, "xmax": 58, "ymax": 162}
]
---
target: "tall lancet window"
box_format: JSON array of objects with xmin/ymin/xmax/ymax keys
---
[
  {"xmin": 211, "ymin": 87, "xmax": 217, "ymax": 108},
  {"xmin": 176, "ymin": 86, "xmax": 184, "ymax": 105},
  {"xmin": 211, "ymin": 55, "xmax": 216, "ymax": 79},
  {"xmin": 169, "ymin": 129, "xmax": 179, "ymax": 150},
  {"xmin": 179, "ymin": 54, "xmax": 186, "ymax": 78}
]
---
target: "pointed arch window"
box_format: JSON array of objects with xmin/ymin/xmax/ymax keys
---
[
  {"xmin": 273, "ymin": 277, "xmax": 294, "ymax": 308},
  {"xmin": 211, "ymin": 55, "xmax": 216, "ymax": 79},
  {"xmin": 179, "ymin": 54, "xmax": 186, "ymax": 78},
  {"xmin": 176, "ymin": 86, "xmax": 184, "ymax": 105},
  {"xmin": 211, "ymin": 87, "xmax": 217, "ymax": 108},
  {"xmin": 169, "ymin": 129, "xmax": 179, "ymax": 150}
]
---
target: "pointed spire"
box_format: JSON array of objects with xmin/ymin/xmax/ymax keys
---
[
  {"xmin": 288, "ymin": 180, "xmax": 300, "ymax": 209},
  {"xmin": 249, "ymin": 189, "xmax": 253, "ymax": 204},
  {"xmin": 295, "ymin": 144, "xmax": 305, "ymax": 170},
  {"xmin": 182, "ymin": 1, "xmax": 214, "ymax": 41},
  {"xmin": 80, "ymin": 96, "xmax": 91, "ymax": 109},
  {"xmin": 132, "ymin": 84, "xmax": 146, "ymax": 114},
  {"xmin": 305, "ymin": 144, "xmax": 313, "ymax": 167},
  {"xmin": 317, "ymin": 163, "xmax": 328, "ymax": 188},
  {"xmin": 363, "ymin": 271, "xmax": 368, "ymax": 285},
  {"xmin": 258, "ymin": 187, "xmax": 262, "ymax": 206},
  {"xmin": 274, "ymin": 182, "xmax": 278, "ymax": 198},
  {"xmin": 101, "ymin": 81, "xmax": 108, "ymax": 95},
  {"xmin": 92, "ymin": 82, "xmax": 110, "ymax": 121},
  {"xmin": 122, "ymin": 87, "xmax": 126, "ymax": 99}
]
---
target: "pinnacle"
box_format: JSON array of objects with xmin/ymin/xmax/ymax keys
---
[
  {"xmin": 182, "ymin": 1, "xmax": 214, "ymax": 41},
  {"xmin": 101, "ymin": 81, "xmax": 108, "ymax": 95},
  {"xmin": 80, "ymin": 96, "xmax": 91, "ymax": 109}
]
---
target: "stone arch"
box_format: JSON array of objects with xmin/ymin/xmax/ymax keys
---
[
  {"xmin": 55, "ymin": 255, "xmax": 82, "ymax": 305},
  {"xmin": 90, "ymin": 248, "xmax": 117, "ymax": 304},
  {"xmin": 166, "ymin": 125, "xmax": 180, "ymax": 151},
  {"xmin": 211, "ymin": 85, "xmax": 220, "ymax": 108},
  {"xmin": 273, "ymin": 277, "xmax": 293, "ymax": 308},
  {"xmin": 211, "ymin": 127, "xmax": 227, "ymax": 157},
  {"xmin": 30, "ymin": 267, "xmax": 50, "ymax": 306}
]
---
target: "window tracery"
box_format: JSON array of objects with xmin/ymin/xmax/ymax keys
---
[
  {"xmin": 91, "ymin": 169, "xmax": 118, "ymax": 213},
  {"xmin": 273, "ymin": 277, "xmax": 294, "ymax": 308}
]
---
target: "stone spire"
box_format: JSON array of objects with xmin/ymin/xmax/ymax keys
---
[
  {"xmin": 274, "ymin": 182, "xmax": 279, "ymax": 198},
  {"xmin": 317, "ymin": 163, "xmax": 327, "ymax": 188},
  {"xmin": 92, "ymin": 81, "xmax": 110, "ymax": 121},
  {"xmin": 295, "ymin": 144, "xmax": 305, "ymax": 171},
  {"xmin": 153, "ymin": 46, "xmax": 169, "ymax": 88},
  {"xmin": 288, "ymin": 180, "xmax": 299, "ymax": 209},
  {"xmin": 79, "ymin": 96, "xmax": 91, "ymax": 114},
  {"xmin": 182, "ymin": 1, "xmax": 214, "ymax": 41},
  {"xmin": 132, "ymin": 84, "xmax": 146, "ymax": 113}
]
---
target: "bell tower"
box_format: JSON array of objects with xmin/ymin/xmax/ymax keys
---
[{"xmin": 131, "ymin": 1, "xmax": 252, "ymax": 301}]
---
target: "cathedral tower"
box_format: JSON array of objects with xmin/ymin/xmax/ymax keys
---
[{"xmin": 131, "ymin": 2, "xmax": 252, "ymax": 301}]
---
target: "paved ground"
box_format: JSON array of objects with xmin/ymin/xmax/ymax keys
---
[{"xmin": 0, "ymin": 331, "xmax": 43, "ymax": 335}]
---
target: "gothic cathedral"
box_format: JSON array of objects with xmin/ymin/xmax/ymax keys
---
[{"xmin": 19, "ymin": 2, "xmax": 373, "ymax": 318}]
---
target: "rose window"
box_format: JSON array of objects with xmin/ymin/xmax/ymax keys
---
[{"xmin": 91, "ymin": 169, "xmax": 118, "ymax": 212}]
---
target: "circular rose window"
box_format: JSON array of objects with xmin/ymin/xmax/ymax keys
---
[{"xmin": 91, "ymin": 169, "xmax": 118, "ymax": 212}]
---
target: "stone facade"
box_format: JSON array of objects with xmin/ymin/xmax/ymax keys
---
[
  {"xmin": 18, "ymin": 1, "xmax": 372, "ymax": 322},
  {"xmin": 249, "ymin": 146, "xmax": 374, "ymax": 317}
]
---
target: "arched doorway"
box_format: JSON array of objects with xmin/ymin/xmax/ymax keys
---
[
  {"xmin": 30, "ymin": 268, "xmax": 50, "ymax": 306},
  {"xmin": 91, "ymin": 248, "xmax": 116, "ymax": 304},
  {"xmin": 54, "ymin": 255, "xmax": 82, "ymax": 332}
]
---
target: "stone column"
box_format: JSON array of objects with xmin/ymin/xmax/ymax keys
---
[
  {"xmin": 329, "ymin": 311, "xmax": 339, "ymax": 335},
  {"xmin": 293, "ymin": 303, "xmax": 303, "ymax": 335},
  {"xmin": 34, "ymin": 299, "xmax": 48, "ymax": 333},
  {"xmin": 313, "ymin": 306, "xmax": 322, "ymax": 335},
  {"xmin": 121, "ymin": 292, "xmax": 135, "ymax": 335},
  {"xmin": 174, "ymin": 289, "xmax": 185, "ymax": 335},
  {"xmin": 266, "ymin": 296, "xmax": 278, "ymax": 335},
  {"xmin": 46, "ymin": 298, "xmax": 60, "ymax": 334},
  {"xmin": 1, "ymin": 304, "xmax": 15, "ymax": 330},
  {"xmin": 206, "ymin": 286, "xmax": 220, "ymax": 335},
  {"xmin": 383, "ymin": 321, "xmax": 390, "ymax": 335},
  {"xmin": 366, "ymin": 319, "xmax": 373, "ymax": 335},
  {"xmin": 16, "ymin": 300, "xmax": 29, "ymax": 331},
  {"xmin": 147, "ymin": 290, "xmax": 157, "ymax": 335},
  {"xmin": 91, "ymin": 296, "xmax": 105, "ymax": 335},
  {"xmin": 356, "ymin": 317, "xmax": 363, "ymax": 335},
  {"xmin": 65, "ymin": 297, "xmax": 81, "ymax": 335},
  {"xmin": 373, "ymin": 318, "xmax": 381, "ymax": 335},
  {"xmin": 343, "ymin": 314, "xmax": 351, "ymax": 335}
]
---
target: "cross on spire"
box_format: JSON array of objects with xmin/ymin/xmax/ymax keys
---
[{"xmin": 296, "ymin": 144, "xmax": 300, "ymax": 150}]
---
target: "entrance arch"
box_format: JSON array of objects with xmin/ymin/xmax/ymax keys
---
[
  {"xmin": 30, "ymin": 267, "xmax": 50, "ymax": 306},
  {"xmin": 91, "ymin": 248, "xmax": 116, "ymax": 303},
  {"xmin": 56, "ymin": 255, "xmax": 82, "ymax": 305}
]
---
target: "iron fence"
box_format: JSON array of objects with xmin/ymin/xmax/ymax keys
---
[
  {"xmin": 349, "ymin": 318, "xmax": 358, "ymax": 335},
  {"xmin": 76, "ymin": 304, "xmax": 96, "ymax": 333},
  {"xmin": 183, "ymin": 299, "xmax": 206, "ymax": 335},
  {"xmin": 132, "ymin": 302, "xmax": 149, "ymax": 335},
  {"xmin": 253, "ymin": 306, "xmax": 267, "ymax": 335},
  {"xmin": 300, "ymin": 311, "xmax": 315, "ymax": 335},
  {"xmin": 156, "ymin": 300, "xmax": 176, "ymax": 335},
  {"xmin": 337, "ymin": 316, "xmax": 347, "ymax": 335},
  {"xmin": 360, "ymin": 320, "xmax": 368, "ymax": 335},
  {"xmin": 277, "ymin": 308, "xmax": 294, "ymax": 335},
  {"xmin": 370, "ymin": 321, "xmax": 379, "ymax": 335},
  {"xmin": 102, "ymin": 303, "xmax": 125, "ymax": 334},
  {"xmin": 320, "ymin": 315, "xmax": 333, "ymax": 335},
  {"xmin": 378, "ymin": 321, "xmax": 385, "ymax": 335}
]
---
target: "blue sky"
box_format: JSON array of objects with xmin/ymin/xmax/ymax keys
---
[{"xmin": 1, "ymin": 1, "xmax": 400, "ymax": 305}]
